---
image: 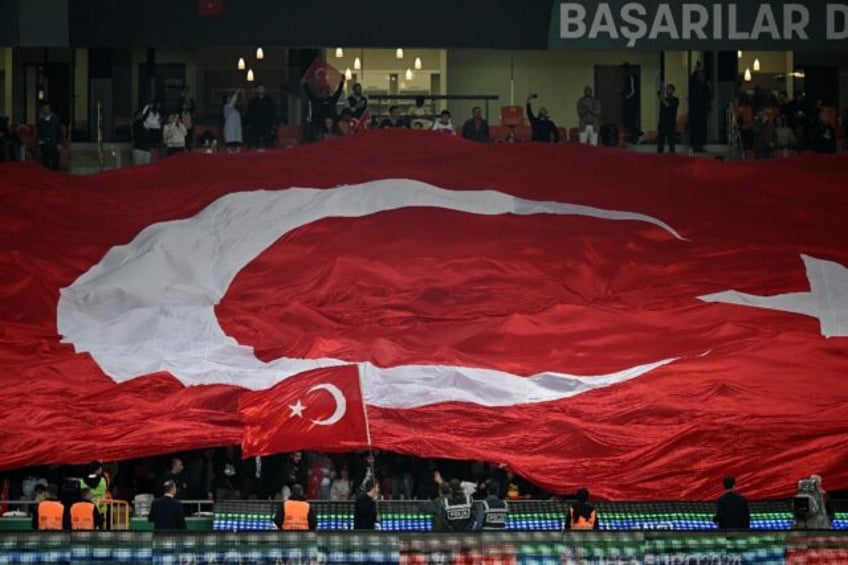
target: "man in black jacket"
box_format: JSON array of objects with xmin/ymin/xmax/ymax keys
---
[
  {"xmin": 148, "ymin": 480, "xmax": 187, "ymax": 530},
  {"xmin": 713, "ymin": 476, "xmax": 750, "ymax": 529},
  {"xmin": 246, "ymin": 85, "xmax": 276, "ymax": 148},
  {"xmin": 37, "ymin": 104, "xmax": 63, "ymax": 170},
  {"xmin": 303, "ymin": 77, "xmax": 345, "ymax": 143},
  {"xmin": 526, "ymin": 94, "xmax": 560, "ymax": 143},
  {"xmin": 353, "ymin": 479, "xmax": 379, "ymax": 530}
]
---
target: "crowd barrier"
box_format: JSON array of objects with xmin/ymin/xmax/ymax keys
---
[
  {"xmin": 213, "ymin": 500, "xmax": 848, "ymax": 532},
  {"xmin": 0, "ymin": 530, "xmax": 847, "ymax": 564}
]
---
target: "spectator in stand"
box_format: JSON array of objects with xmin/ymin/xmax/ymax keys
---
[
  {"xmin": 140, "ymin": 99, "xmax": 162, "ymax": 151},
  {"xmin": 337, "ymin": 109, "xmax": 359, "ymax": 136},
  {"xmin": 159, "ymin": 458, "xmax": 189, "ymax": 499},
  {"xmin": 0, "ymin": 116, "xmax": 9, "ymax": 162},
  {"xmin": 564, "ymin": 487, "xmax": 599, "ymax": 530},
  {"xmin": 712, "ymin": 476, "xmax": 750, "ymax": 529},
  {"xmin": 379, "ymin": 105, "xmax": 409, "ymax": 128},
  {"xmin": 303, "ymin": 76, "xmax": 346, "ymax": 143},
  {"xmin": 526, "ymin": 94, "xmax": 560, "ymax": 143},
  {"xmin": 621, "ymin": 62, "xmax": 641, "ymax": 142},
  {"xmin": 432, "ymin": 110, "xmax": 456, "ymax": 134},
  {"xmin": 213, "ymin": 446, "xmax": 242, "ymax": 501},
  {"xmin": 278, "ymin": 451, "xmax": 308, "ymax": 500},
  {"xmin": 656, "ymin": 84, "xmax": 679, "ymax": 153},
  {"xmin": 810, "ymin": 109, "xmax": 837, "ymax": 154},
  {"xmin": 784, "ymin": 92, "xmax": 812, "ymax": 150},
  {"xmin": 163, "ymin": 114, "xmax": 187, "ymax": 157},
  {"xmin": 461, "ymin": 106, "xmax": 490, "ymax": 142},
  {"xmin": 409, "ymin": 96, "xmax": 432, "ymax": 130},
  {"xmin": 246, "ymin": 85, "xmax": 276, "ymax": 149},
  {"xmin": 318, "ymin": 117, "xmax": 340, "ymax": 141},
  {"xmin": 131, "ymin": 112, "xmax": 152, "ymax": 164},
  {"xmin": 222, "ymin": 89, "xmax": 243, "ymax": 151},
  {"xmin": 576, "ymin": 86, "xmax": 602, "ymax": 146},
  {"xmin": 344, "ymin": 83, "xmax": 368, "ymax": 119},
  {"xmin": 148, "ymin": 480, "xmax": 186, "ymax": 530},
  {"xmin": 37, "ymin": 103, "xmax": 63, "ymax": 170},
  {"xmin": 773, "ymin": 115, "xmax": 796, "ymax": 154},
  {"xmin": 752, "ymin": 110, "xmax": 775, "ymax": 159},
  {"xmin": 330, "ymin": 467, "xmax": 352, "ymax": 501},
  {"xmin": 176, "ymin": 86, "xmax": 196, "ymax": 149},
  {"xmin": 688, "ymin": 64, "xmax": 711, "ymax": 152},
  {"xmin": 353, "ymin": 479, "xmax": 379, "ymax": 530}
]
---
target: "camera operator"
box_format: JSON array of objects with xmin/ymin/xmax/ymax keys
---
[{"xmin": 792, "ymin": 474, "xmax": 834, "ymax": 529}]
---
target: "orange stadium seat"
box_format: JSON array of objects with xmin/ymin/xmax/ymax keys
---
[{"xmin": 500, "ymin": 105, "xmax": 524, "ymax": 127}]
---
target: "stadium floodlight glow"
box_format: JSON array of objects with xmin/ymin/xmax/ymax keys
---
[
  {"xmin": 753, "ymin": 58, "xmax": 761, "ymax": 72},
  {"xmin": 744, "ymin": 68, "xmax": 752, "ymax": 82},
  {"xmin": 354, "ymin": 56, "xmax": 361, "ymax": 70},
  {"xmin": 414, "ymin": 57, "xmax": 422, "ymax": 70},
  {"xmin": 396, "ymin": 48, "xmax": 404, "ymax": 59},
  {"xmin": 247, "ymin": 69, "xmax": 255, "ymax": 82},
  {"xmin": 335, "ymin": 47, "xmax": 344, "ymax": 58},
  {"xmin": 256, "ymin": 47, "xmax": 264, "ymax": 60},
  {"xmin": 237, "ymin": 57, "xmax": 246, "ymax": 70}
]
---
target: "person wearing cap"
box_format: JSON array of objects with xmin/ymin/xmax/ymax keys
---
[{"xmin": 472, "ymin": 481, "xmax": 508, "ymax": 530}]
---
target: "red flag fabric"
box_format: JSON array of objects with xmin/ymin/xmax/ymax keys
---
[
  {"xmin": 240, "ymin": 366, "xmax": 368, "ymax": 454},
  {"xmin": 1, "ymin": 131, "xmax": 848, "ymax": 500},
  {"xmin": 302, "ymin": 57, "xmax": 342, "ymax": 93},
  {"xmin": 197, "ymin": 0, "xmax": 224, "ymax": 17}
]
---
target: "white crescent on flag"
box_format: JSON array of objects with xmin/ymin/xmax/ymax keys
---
[{"xmin": 57, "ymin": 178, "xmax": 687, "ymax": 405}]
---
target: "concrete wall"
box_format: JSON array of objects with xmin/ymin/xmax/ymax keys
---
[{"xmin": 446, "ymin": 49, "xmax": 661, "ymax": 131}]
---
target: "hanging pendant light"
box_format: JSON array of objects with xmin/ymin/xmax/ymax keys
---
[
  {"xmin": 335, "ymin": 47, "xmax": 344, "ymax": 58},
  {"xmin": 396, "ymin": 48, "xmax": 404, "ymax": 59},
  {"xmin": 354, "ymin": 56, "xmax": 361, "ymax": 70},
  {"xmin": 414, "ymin": 57, "xmax": 422, "ymax": 70},
  {"xmin": 405, "ymin": 68, "xmax": 413, "ymax": 80},
  {"xmin": 237, "ymin": 57, "xmax": 246, "ymax": 70},
  {"xmin": 753, "ymin": 58, "xmax": 761, "ymax": 72},
  {"xmin": 737, "ymin": 50, "xmax": 743, "ymax": 59},
  {"xmin": 247, "ymin": 69, "xmax": 255, "ymax": 82},
  {"xmin": 256, "ymin": 47, "xmax": 264, "ymax": 60},
  {"xmin": 744, "ymin": 68, "xmax": 752, "ymax": 82},
  {"xmin": 344, "ymin": 68, "xmax": 353, "ymax": 81}
]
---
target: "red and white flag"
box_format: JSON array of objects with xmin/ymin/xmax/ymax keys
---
[
  {"xmin": 302, "ymin": 57, "xmax": 342, "ymax": 93},
  {"xmin": 1, "ymin": 132, "xmax": 848, "ymax": 499}
]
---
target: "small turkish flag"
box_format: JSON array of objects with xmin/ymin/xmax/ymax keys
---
[
  {"xmin": 240, "ymin": 365, "xmax": 369, "ymax": 455},
  {"xmin": 197, "ymin": 0, "xmax": 223, "ymax": 17},
  {"xmin": 302, "ymin": 57, "xmax": 343, "ymax": 93}
]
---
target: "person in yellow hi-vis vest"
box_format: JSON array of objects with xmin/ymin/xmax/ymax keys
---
[
  {"xmin": 273, "ymin": 484, "xmax": 316, "ymax": 530},
  {"xmin": 32, "ymin": 484, "xmax": 64, "ymax": 530},
  {"xmin": 564, "ymin": 487, "xmax": 599, "ymax": 530},
  {"xmin": 70, "ymin": 488, "xmax": 104, "ymax": 530},
  {"xmin": 82, "ymin": 461, "xmax": 111, "ymax": 527}
]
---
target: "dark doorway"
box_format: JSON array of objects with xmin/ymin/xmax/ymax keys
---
[
  {"xmin": 594, "ymin": 64, "xmax": 640, "ymax": 132},
  {"xmin": 25, "ymin": 63, "xmax": 71, "ymax": 127}
]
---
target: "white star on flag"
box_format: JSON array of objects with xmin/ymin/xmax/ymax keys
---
[{"xmin": 288, "ymin": 400, "xmax": 306, "ymax": 418}]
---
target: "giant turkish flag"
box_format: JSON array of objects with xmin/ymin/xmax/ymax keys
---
[{"xmin": 1, "ymin": 131, "xmax": 847, "ymax": 500}]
